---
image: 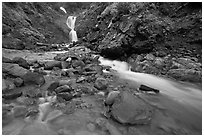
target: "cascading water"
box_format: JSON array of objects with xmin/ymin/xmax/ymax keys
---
[
  {"xmin": 66, "ymin": 16, "xmax": 78, "ymax": 42},
  {"xmin": 99, "ymin": 57, "xmax": 202, "ymax": 133}
]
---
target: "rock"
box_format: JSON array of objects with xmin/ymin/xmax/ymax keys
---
[
  {"xmin": 71, "ymin": 59, "xmax": 85, "ymax": 69},
  {"xmin": 22, "ymin": 72, "xmax": 45, "ymax": 86},
  {"xmin": 13, "ymin": 106, "xmax": 27, "ymax": 117},
  {"xmin": 144, "ymin": 53, "xmax": 155, "ymax": 61},
  {"xmin": 47, "ymin": 81, "xmax": 59, "ymax": 92},
  {"xmin": 44, "ymin": 60, "xmax": 62, "ymax": 70},
  {"xmin": 2, "ymin": 37, "xmax": 25, "ymax": 50},
  {"xmin": 14, "ymin": 77, "xmax": 24, "ymax": 87},
  {"xmin": 3, "ymin": 89, "xmax": 22, "ymax": 100},
  {"xmin": 110, "ymin": 91, "xmax": 154, "ymax": 125},
  {"xmin": 167, "ymin": 69, "xmax": 202, "ymax": 82},
  {"xmin": 55, "ymin": 85, "xmax": 72, "ymax": 94},
  {"xmin": 3, "ymin": 63, "xmax": 29, "ymax": 78},
  {"xmin": 105, "ymin": 91, "xmax": 120, "ymax": 105},
  {"xmin": 12, "ymin": 57, "xmax": 30, "ymax": 69},
  {"xmin": 4, "ymin": 79, "xmax": 16, "ymax": 90},
  {"xmin": 2, "ymin": 105, "xmax": 14, "ymax": 126},
  {"xmin": 57, "ymin": 92, "xmax": 73, "ymax": 101},
  {"xmin": 2, "ymin": 79, "xmax": 7, "ymax": 91},
  {"xmin": 2, "ymin": 57, "xmax": 13, "ymax": 63},
  {"xmin": 154, "ymin": 57, "xmax": 165, "ymax": 68},
  {"xmin": 61, "ymin": 61, "xmax": 70, "ymax": 69},
  {"xmin": 23, "ymin": 88, "xmax": 42, "ymax": 98},
  {"xmin": 76, "ymin": 76, "xmax": 86, "ymax": 83},
  {"xmin": 94, "ymin": 77, "xmax": 108, "ymax": 90},
  {"xmin": 87, "ymin": 123, "xmax": 96, "ymax": 132},
  {"xmin": 139, "ymin": 84, "xmax": 159, "ymax": 93}
]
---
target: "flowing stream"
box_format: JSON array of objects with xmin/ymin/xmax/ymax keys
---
[{"xmin": 99, "ymin": 57, "xmax": 202, "ymax": 134}]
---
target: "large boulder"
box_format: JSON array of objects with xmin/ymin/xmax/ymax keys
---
[
  {"xmin": 2, "ymin": 63, "xmax": 29, "ymax": 78},
  {"xmin": 22, "ymin": 72, "xmax": 45, "ymax": 86},
  {"xmin": 110, "ymin": 91, "xmax": 154, "ymax": 125},
  {"xmin": 44, "ymin": 60, "xmax": 62, "ymax": 70},
  {"xmin": 12, "ymin": 57, "xmax": 30, "ymax": 69}
]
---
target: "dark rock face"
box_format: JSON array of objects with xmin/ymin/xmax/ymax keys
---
[
  {"xmin": 2, "ymin": 2, "xmax": 70, "ymax": 50},
  {"xmin": 22, "ymin": 72, "xmax": 45, "ymax": 86},
  {"xmin": 76, "ymin": 2, "xmax": 201, "ymax": 65},
  {"xmin": 110, "ymin": 91, "xmax": 154, "ymax": 125},
  {"xmin": 3, "ymin": 89, "xmax": 23, "ymax": 100}
]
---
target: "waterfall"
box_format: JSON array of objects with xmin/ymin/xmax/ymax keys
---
[
  {"xmin": 60, "ymin": 7, "xmax": 67, "ymax": 14},
  {"xmin": 66, "ymin": 16, "xmax": 78, "ymax": 42}
]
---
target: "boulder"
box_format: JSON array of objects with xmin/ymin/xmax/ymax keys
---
[
  {"xmin": 44, "ymin": 60, "xmax": 62, "ymax": 70},
  {"xmin": 12, "ymin": 57, "xmax": 30, "ymax": 69},
  {"xmin": 110, "ymin": 91, "xmax": 154, "ymax": 125},
  {"xmin": 2, "ymin": 57, "xmax": 13, "ymax": 63},
  {"xmin": 105, "ymin": 91, "xmax": 120, "ymax": 105},
  {"xmin": 139, "ymin": 84, "xmax": 159, "ymax": 93},
  {"xmin": 4, "ymin": 79, "xmax": 16, "ymax": 90},
  {"xmin": 47, "ymin": 81, "xmax": 59, "ymax": 92},
  {"xmin": 55, "ymin": 85, "xmax": 72, "ymax": 94},
  {"xmin": 61, "ymin": 61, "xmax": 70, "ymax": 69},
  {"xmin": 22, "ymin": 72, "xmax": 45, "ymax": 86},
  {"xmin": 154, "ymin": 57, "xmax": 165, "ymax": 68},
  {"xmin": 3, "ymin": 63, "xmax": 29, "ymax": 78},
  {"xmin": 23, "ymin": 88, "xmax": 42, "ymax": 98},
  {"xmin": 13, "ymin": 106, "xmax": 27, "ymax": 118},
  {"xmin": 94, "ymin": 77, "xmax": 108, "ymax": 90},
  {"xmin": 57, "ymin": 92, "xmax": 73, "ymax": 101},
  {"xmin": 14, "ymin": 77, "xmax": 24, "ymax": 87},
  {"xmin": 3, "ymin": 89, "xmax": 22, "ymax": 100}
]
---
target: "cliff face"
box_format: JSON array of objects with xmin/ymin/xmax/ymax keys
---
[
  {"xmin": 76, "ymin": 2, "xmax": 202, "ymax": 61},
  {"xmin": 2, "ymin": 2, "xmax": 90, "ymax": 50}
]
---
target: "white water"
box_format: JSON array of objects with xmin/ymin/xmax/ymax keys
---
[
  {"xmin": 99, "ymin": 57, "xmax": 202, "ymax": 119},
  {"xmin": 66, "ymin": 16, "xmax": 78, "ymax": 42},
  {"xmin": 60, "ymin": 7, "xmax": 67, "ymax": 14}
]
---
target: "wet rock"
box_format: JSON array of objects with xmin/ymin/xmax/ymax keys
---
[
  {"xmin": 12, "ymin": 57, "xmax": 30, "ymax": 69},
  {"xmin": 105, "ymin": 91, "xmax": 120, "ymax": 105},
  {"xmin": 57, "ymin": 92, "xmax": 73, "ymax": 101},
  {"xmin": 14, "ymin": 77, "xmax": 24, "ymax": 87},
  {"xmin": 22, "ymin": 72, "xmax": 45, "ymax": 86},
  {"xmin": 110, "ymin": 91, "xmax": 154, "ymax": 125},
  {"xmin": 13, "ymin": 106, "xmax": 27, "ymax": 118},
  {"xmin": 47, "ymin": 81, "xmax": 59, "ymax": 92},
  {"xmin": 44, "ymin": 60, "xmax": 62, "ymax": 70},
  {"xmin": 139, "ymin": 84, "xmax": 159, "ymax": 93},
  {"xmin": 94, "ymin": 77, "xmax": 108, "ymax": 90},
  {"xmin": 3, "ymin": 63, "xmax": 29, "ymax": 78},
  {"xmin": 3, "ymin": 89, "xmax": 22, "ymax": 100},
  {"xmin": 84, "ymin": 64, "xmax": 103, "ymax": 75},
  {"xmin": 55, "ymin": 85, "xmax": 72, "ymax": 94},
  {"xmin": 167, "ymin": 69, "xmax": 202, "ymax": 82}
]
